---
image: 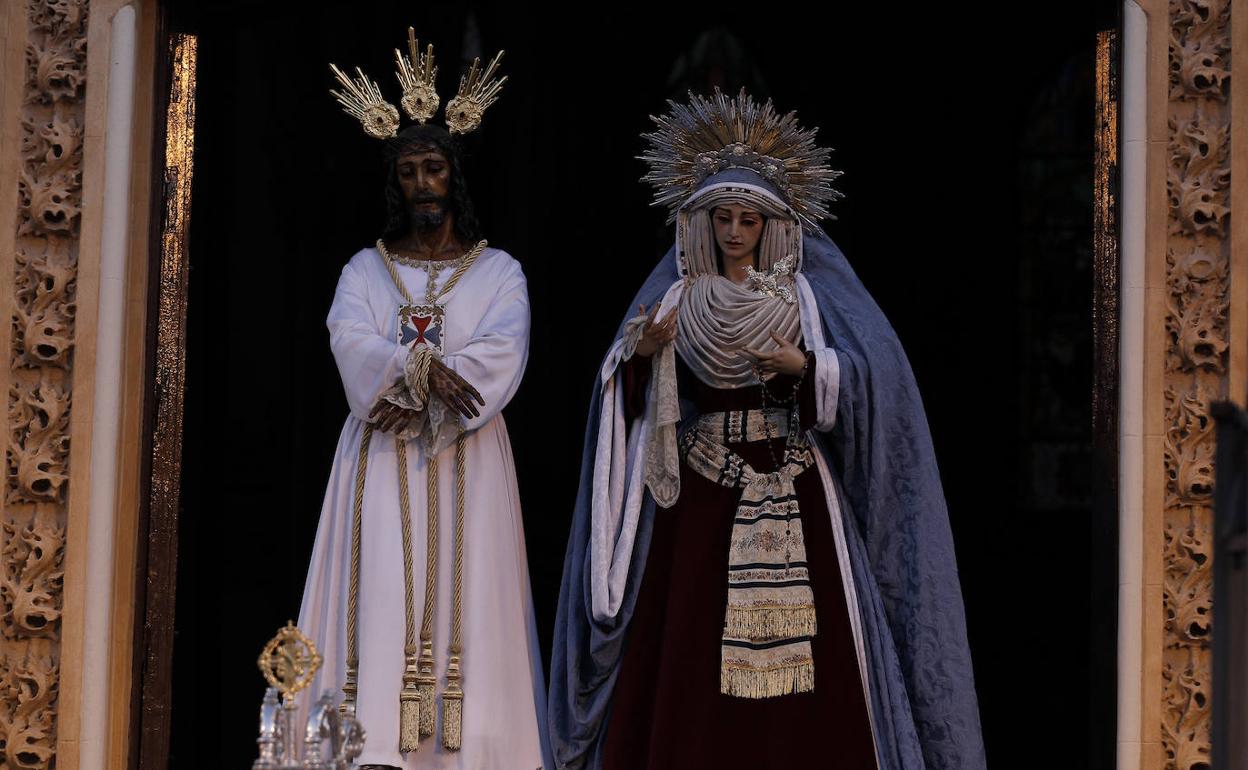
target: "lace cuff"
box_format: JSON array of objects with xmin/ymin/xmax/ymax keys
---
[
  {"xmin": 370, "ymin": 345, "xmax": 451, "ymax": 442},
  {"xmin": 619, "ymin": 313, "xmax": 649, "ymax": 362},
  {"xmin": 380, "ymin": 380, "xmax": 423, "ymax": 412},
  {"xmin": 643, "ymin": 341, "xmax": 681, "ymax": 507},
  {"xmin": 376, "ymin": 344, "xmax": 435, "ymax": 413}
]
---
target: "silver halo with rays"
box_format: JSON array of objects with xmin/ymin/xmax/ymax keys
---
[{"xmin": 639, "ymin": 87, "xmax": 844, "ymax": 230}]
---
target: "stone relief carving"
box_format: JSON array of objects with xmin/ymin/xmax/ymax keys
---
[
  {"xmin": 1162, "ymin": 0, "xmax": 1228, "ymax": 766},
  {"xmin": 12, "ymin": 241, "xmax": 78, "ymax": 372},
  {"xmin": 0, "ymin": 652, "xmax": 59, "ymax": 770},
  {"xmin": 1165, "ymin": 246, "xmax": 1228, "ymax": 373},
  {"xmin": 1162, "ymin": 646, "xmax": 1212, "ymax": 770},
  {"xmin": 1167, "ymin": 110, "xmax": 1229, "ymax": 236},
  {"xmin": 1168, "ymin": 0, "xmax": 1230, "ymax": 100},
  {"xmin": 2, "ymin": 1, "xmax": 90, "ymax": 767},
  {"xmin": 16, "ymin": 114, "xmax": 82, "ymax": 241},
  {"xmin": 5, "ymin": 379, "xmax": 70, "ymax": 506},
  {"xmin": 1164, "ymin": 380, "xmax": 1218, "ymax": 505},
  {"xmin": 0, "ymin": 516, "xmax": 64, "ymax": 641}
]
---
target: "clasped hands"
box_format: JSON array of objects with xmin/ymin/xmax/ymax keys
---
[
  {"xmin": 634, "ymin": 302, "xmax": 806, "ymax": 376},
  {"xmin": 368, "ymin": 357, "xmax": 485, "ymax": 433},
  {"xmin": 741, "ymin": 332, "xmax": 807, "ymax": 377}
]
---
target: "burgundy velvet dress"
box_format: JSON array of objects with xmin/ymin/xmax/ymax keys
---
[{"xmin": 600, "ymin": 353, "xmax": 878, "ymax": 770}]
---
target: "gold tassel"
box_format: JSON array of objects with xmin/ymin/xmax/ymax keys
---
[
  {"xmin": 415, "ymin": 638, "xmax": 436, "ymax": 736},
  {"xmin": 399, "ymin": 646, "xmax": 422, "ymax": 752},
  {"xmin": 440, "ymin": 653, "xmax": 464, "ymax": 750},
  {"xmin": 399, "ymin": 693, "xmax": 421, "ymax": 752},
  {"xmin": 441, "ymin": 693, "xmax": 462, "ymax": 750}
]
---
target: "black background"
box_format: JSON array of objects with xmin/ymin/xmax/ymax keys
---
[{"xmin": 167, "ymin": 2, "xmax": 1116, "ymax": 767}]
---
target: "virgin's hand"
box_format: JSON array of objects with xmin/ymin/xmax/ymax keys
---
[
  {"xmin": 742, "ymin": 332, "xmax": 807, "ymax": 376},
  {"xmin": 634, "ymin": 302, "xmax": 677, "ymax": 358},
  {"xmin": 430, "ymin": 358, "xmax": 486, "ymax": 419},
  {"xmin": 369, "ymin": 400, "xmax": 418, "ymax": 434}
]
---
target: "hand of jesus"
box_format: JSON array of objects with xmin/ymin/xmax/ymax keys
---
[
  {"xmin": 742, "ymin": 332, "xmax": 807, "ymax": 377},
  {"xmin": 369, "ymin": 400, "xmax": 418, "ymax": 434},
  {"xmin": 634, "ymin": 302, "xmax": 677, "ymax": 358},
  {"xmin": 429, "ymin": 358, "xmax": 486, "ymax": 420}
]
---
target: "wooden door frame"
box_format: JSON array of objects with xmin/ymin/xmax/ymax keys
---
[{"xmin": 130, "ymin": 5, "xmax": 195, "ymax": 768}]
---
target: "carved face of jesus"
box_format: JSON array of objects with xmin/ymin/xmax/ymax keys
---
[
  {"xmin": 711, "ymin": 203, "xmax": 765, "ymax": 267},
  {"xmin": 396, "ymin": 147, "xmax": 451, "ymax": 230}
]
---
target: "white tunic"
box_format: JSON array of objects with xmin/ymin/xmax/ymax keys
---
[{"xmin": 295, "ymin": 245, "xmax": 547, "ymax": 769}]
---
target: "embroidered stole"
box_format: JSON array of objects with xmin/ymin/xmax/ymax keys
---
[{"xmin": 680, "ymin": 408, "xmax": 818, "ymax": 698}]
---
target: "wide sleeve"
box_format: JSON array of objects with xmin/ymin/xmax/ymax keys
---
[
  {"xmin": 439, "ymin": 258, "xmax": 531, "ymax": 433},
  {"xmin": 326, "ymin": 257, "xmax": 409, "ymax": 422},
  {"xmin": 588, "ymin": 280, "xmax": 683, "ymax": 622},
  {"xmin": 795, "ymin": 273, "xmax": 842, "ymax": 432}
]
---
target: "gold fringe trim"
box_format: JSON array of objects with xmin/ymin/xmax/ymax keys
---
[
  {"xmin": 724, "ymin": 605, "xmax": 817, "ymax": 641},
  {"xmin": 441, "ymin": 692, "xmax": 463, "ymax": 750},
  {"xmin": 720, "ymin": 661, "xmax": 815, "ymax": 699}
]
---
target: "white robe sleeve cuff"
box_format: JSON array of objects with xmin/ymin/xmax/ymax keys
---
[{"xmin": 811, "ymin": 348, "xmax": 841, "ymax": 432}]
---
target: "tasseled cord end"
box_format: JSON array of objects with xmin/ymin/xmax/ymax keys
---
[
  {"xmin": 399, "ymin": 692, "xmax": 421, "ymax": 753},
  {"xmin": 440, "ymin": 654, "xmax": 464, "ymax": 751},
  {"xmin": 399, "ymin": 646, "xmax": 423, "ymax": 752},
  {"xmin": 339, "ymin": 657, "xmax": 359, "ymax": 718},
  {"xmin": 415, "ymin": 639, "xmax": 436, "ymax": 737}
]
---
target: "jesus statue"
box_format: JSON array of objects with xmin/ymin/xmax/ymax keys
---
[{"xmin": 293, "ymin": 32, "xmax": 548, "ymax": 770}]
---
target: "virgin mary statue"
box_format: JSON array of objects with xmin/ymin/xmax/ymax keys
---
[{"xmin": 548, "ymin": 89, "xmax": 987, "ymax": 769}]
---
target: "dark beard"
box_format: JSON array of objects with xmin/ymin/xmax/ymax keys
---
[{"xmin": 408, "ymin": 196, "xmax": 447, "ymax": 231}]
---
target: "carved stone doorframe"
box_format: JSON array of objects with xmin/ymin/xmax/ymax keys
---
[
  {"xmin": 1120, "ymin": 0, "xmax": 1244, "ymax": 767},
  {"xmin": 0, "ymin": 2, "xmax": 161, "ymax": 769}
]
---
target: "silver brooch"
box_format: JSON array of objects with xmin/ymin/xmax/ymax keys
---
[{"xmin": 745, "ymin": 254, "xmax": 797, "ymax": 304}]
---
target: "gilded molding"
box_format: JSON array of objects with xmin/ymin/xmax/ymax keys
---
[{"xmin": 1162, "ymin": 0, "xmax": 1229, "ymax": 766}]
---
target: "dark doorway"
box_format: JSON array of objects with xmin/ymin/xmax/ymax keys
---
[{"xmin": 158, "ymin": 2, "xmax": 1118, "ymax": 767}]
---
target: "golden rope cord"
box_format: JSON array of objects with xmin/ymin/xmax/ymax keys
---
[
  {"xmin": 396, "ymin": 438, "xmax": 418, "ymax": 651},
  {"xmin": 396, "ymin": 437, "xmax": 425, "ymax": 750},
  {"xmin": 410, "ymin": 347, "xmax": 433, "ymax": 404},
  {"xmin": 414, "ymin": 443, "xmax": 439, "ymax": 739},
  {"xmin": 441, "ymin": 426, "xmax": 469, "ymax": 750},
  {"xmin": 421, "ymin": 452, "xmax": 439, "ymax": 644},
  {"xmin": 450, "ymin": 428, "xmax": 467, "ymax": 654},
  {"xmin": 376, "ymin": 238, "xmax": 487, "ymax": 305},
  {"xmin": 341, "ymin": 422, "xmax": 374, "ymax": 715}
]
